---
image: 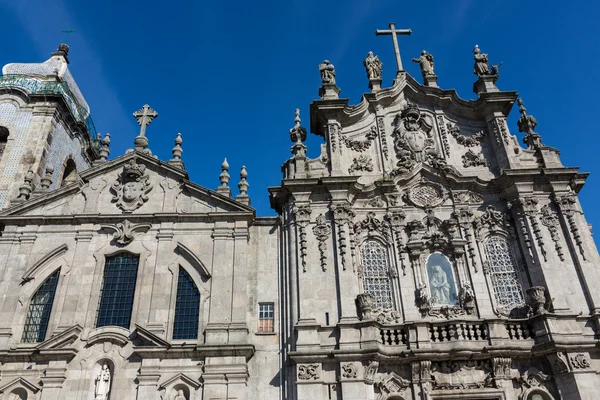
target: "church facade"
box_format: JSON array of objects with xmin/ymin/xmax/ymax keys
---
[{"xmin": 0, "ymin": 34, "xmax": 598, "ymax": 400}]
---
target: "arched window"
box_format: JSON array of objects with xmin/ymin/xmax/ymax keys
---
[
  {"xmin": 21, "ymin": 269, "xmax": 60, "ymax": 343},
  {"xmin": 360, "ymin": 240, "xmax": 393, "ymax": 309},
  {"xmin": 173, "ymin": 268, "xmax": 200, "ymax": 340},
  {"xmin": 60, "ymin": 158, "xmax": 77, "ymax": 186},
  {"xmin": 483, "ymin": 236, "xmax": 525, "ymax": 309},
  {"xmin": 96, "ymin": 253, "xmax": 139, "ymax": 329},
  {"xmin": 0, "ymin": 126, "xmax": 9, "ymax": 160}
]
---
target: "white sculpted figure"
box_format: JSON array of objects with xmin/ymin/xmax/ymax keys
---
[
  {"xmin": 363, "ymin": 51, "xmax": 383, "ymax": 80},
  {"xmin": 173, "ymin": 389, "xmax": 187, "ymax": 400},
  {"xmin": 412, "ymin": 50, "xmax": 434, "ymax": 79},
  {"xmin": 95, "ymin": 363, "xmax": 111, "ymax": 400},
  {"xmin": 430, "ymin": 265, "xmax": 451, "ymax": 304}
]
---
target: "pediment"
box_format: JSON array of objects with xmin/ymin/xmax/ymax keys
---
[
  {"xmin": 0, "ymin": 151, "xmax": 254, "ymax": 218},
  {"xmin": 159, "ymin": 372, "xmax": 202, "ymax": 391},
  {"xmin": 0, "ymin": 377, "xmax": 40, "ymax": 394},
  {"xmin": 36, "ymin": 324, "xmax": 82, "ymax": 350},
  {"xmin": 130, "ymin": 324, "xmax": 171, "ymax": 348}
]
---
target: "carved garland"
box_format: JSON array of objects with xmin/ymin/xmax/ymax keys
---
[
  {"xmin": 454, "ymin": 208, "xmax": 477, "ymax": 271},
  {"xmin": 447, "ymin": 122, "xmax": 485, "ymax": 147},
  {"xmin": 385, "ymin": 211, "xmax": 406, "ymax": 275},
  {"xmin": 518, "ymin": 197, "xmax": 547, "ymax": 262},
  {"xmin": 462, "ymin": 149, "xmax": 488, "ymax": 168},
  {"xmin": 342, "ymin": 125, "xmax": 377, "ymax": 152},
  {"xmin": 292, "ymin": 204, "xmax": 312, "ymax": 273},
  {"xmin": 312, "ymin": 214, "xmax": 332, "ymax": 272},
  {"xmin": 332, "ymin": 203, "xmax": 355, "ymax": 272},
  {"xmin": 348, "ymin": 155, "xmax": 374, "ymax": 174},
  {"xmin": 328, "ymin": 123, "xmax": 339, "ymax": 154},
  {"xmin": 540, "ymin": 204, "xmax": 565, "ymax": 261},
  {"xmin": 437, "ymin": 116, "xmax": 450, "ymax": 156},
  {"xmin": 377, "ymin": 117, "xmax": 389, "ymax": 160},
  {"xmin": 554, "ymin": 193, "xmax": 586, "ymax": 260}
]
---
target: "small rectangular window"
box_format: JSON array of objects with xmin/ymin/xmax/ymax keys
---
[{"xmin": 258, "ymin": 303, "xmax": 275, "ymax": 333}]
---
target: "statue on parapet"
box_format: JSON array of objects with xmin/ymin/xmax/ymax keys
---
[
  {"xmin": 363, "ymin": 51, "xmax": 383, "ymax": 80},
  {"xmin": 473, "ymin": 45, "xmax": 502, "ymax": 77},
  {"xmin": 412, "ymin": 50, "xmax": 435, "ymax": 79},
  {"xmin": 319, "ymin": 60, "xmax": 336, "ymax": 85}
]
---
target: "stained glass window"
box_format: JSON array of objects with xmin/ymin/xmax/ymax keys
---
[
  {"xmin": 22, "ymin": 270, "xmax": 60, "ymax": 343},
  {"xmin": 360, "ymin": 240, "xmax": 393, "ymax": 309},
  {"xmin": 409, "ymin": 184, "xmax": 443, "ymax": 207},
  {"xmin": 484, "ymin": 236, "xmax": 525, "ymax": 309},
  {"xmin": 96, "ymin": 253, "xmax": 139, "ymax": 329},
  {"xmin": 173, "ymin": 268, "xmax": 200, "ymax": 340},
  {"xmin": 258, "ymin": 303, "xmax": 275, "ymax": 333}
]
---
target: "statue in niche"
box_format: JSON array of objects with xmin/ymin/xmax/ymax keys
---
[
  {"xmin": 111, "ymin": 158, "xmax": 153, "ymax": 213},
  {"xmin": 412, "ymin": 50, "xmax": 435, "ymax": 78},
  {"xmin": 94, "ymin": 363, "xmax": 111, "ymax": 400},
  {"xmin": 318, "ymin": 60, "xmax": 336, "ymax": 85},
  {"xmin": 426, "ymin": 253, "xmax": 458, "ymax": 306},
  {"xmin": 173, "ymin": 389, "xmax": 187, "ymax": 400},
  {"xmin": 363, "ymin": 51, "xmax": 383, "ymax": 80}
]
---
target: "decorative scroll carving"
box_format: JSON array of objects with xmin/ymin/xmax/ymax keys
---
[
  {"xmin": 462, "ymin": 149, "xmax": 488, "ymax": 168},
  {"xmin": 517, "ymin": 197, "xmax": 547, "ymax": 262},
  {"xmin": 348, "ymin": 155, "xmax": 374, "ymax": 174},
  {"xmin": 375, "ymin": 372, "xmax": 410, "ymax": 397},
  {"xmin": 554, "ymin": 193, "xmax": 586, "ymax": 260},
  {"xmin": 547, "ymin": 352, "xmax": 569, "ymax": 374},
  {"xmin": 453, "ymin": 208, "xmax": 477, "ymax": 271},
  {"xmin": 343, "ymin": 125, "xmax": 377, "ymax": 152},
  {"xmin": 371, "ymin": 308, "xmax": 401, "ymax": 324},
  {"xmin": 331, "ymin": 202, "xmax": 355, "ymax": 271},
  {"xmin": 427, "ymin": 305, "xmax": 468, "ymax": 319},
  {"xmin": 517, "ymin": 368, "xmax": 552, "ymax": 400},
  {"xmin": 447, "ymin": 122, "xmax": 485, "ymax": 147},
  {"xmin": 354, "ymin": 212, "xmax": 387, "ymax": 237},
  {"xmin": 111, "ymin": 158, "xmax": 153, "ymax": 213},
  {"xmin": 364, "ymin": 360, "xmax": 379, "ymax": 384},
  {"xmin": 292, "ymin": 204, "xmax": 312, "ymax": 273},
  {"xmin": 341, "ymin": 363, "xmax": 358, "ymax": 379},
  {"xmin": 474, "ymin": 205, "xmax": 507, "ymax": 239},
  {"xmin": 357, "ymin": 293, "xmax": 401, "ymax": 324},
  {"xmin": 540, "ymin": 204, "xmax": 565, "ymax": 261},
  {"xmin": 438, "ymin": 116, "xmax": 450, "ymax": 156},
  {"xmin": 385, "ymin": 211, "xmax": 407, "ymax": 275},
  {"xmin": 298, "ymin": 364, "xmax": 320, "ymax": 380},
  {"xmin": 312, "ymin": 214, "xmax": 331, "ymax": 272},
  {"xmin": 432, "ymin": 360, "xmax": 493, "ymax": 390},
  {"xmin": 101, "ymin": 219, "xmax": 151, "ymax": 245},
  {"xmin": 452, "ymin": 191, "xmax": 484, "ymax": 204},
  {"xmin": 377, "ymin": 117, "xmax": 389, "ymax": 160},
  {"xmin": 367, "ymin": 196, "xmax": 385, "ymax": 208},
  {"xmin": 489, "ymin": 118, "xmax": 509, "ymax": 146},
  {"xmin": 569, "ymin": 353, "xmax": 591, "ymax": 369}
]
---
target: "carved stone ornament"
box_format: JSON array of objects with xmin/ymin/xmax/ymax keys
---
[
  {"xmin": 547, "ymin": 352, "xmax": 569, "ymax": 374},
  {"xmin": 517, "ymin": 367, "xmax": 552, "ymax": 400},
  {"xmin": 111, "ymin": 158, "xmax": 153, "ymax": 213},
  {"xmin": 367, "ymin": 196, "xmax": 385, "ymax": 208},
  {"xmin": 404, "ymin": 180, "xmax": 447, "ymax": 208},
  {"xmin": 348, "ymin": 154, "xmax": 374, "ymax": 174},
  {"xmin": 461, "ymin": 149, "xmax": 488, "ymax": 168},
  {"xmin": 297, "ymin": 364, "xmax": 320, "ymax": 380},
  {"xmin": 312, "ymin": 214, "xmax": 332, "ymax": 272},
  {"xmin": 356, "ymin": 293, "xmax": 374, "ymax": 320},
  {"xmin": 526, "ymin": 286, "xmax": 546, "ymax": 315},
  {"xmin": 356, "ymin": 294, "xmax": 400, "ymax": 323},
  {"xmin": 341, "ymin": 363, "xmax": 358, "ymax": 379},
  {"xmin": 391, "ymin": 102, "xmax": 449, "ymax": 175},
  {"xmin": 569, "ymin": 353, "xmax": 591, "ymax": 369},
  {"xmin": 415, "ymin": 284, "xmax": 434, "ymax": 313},
  {"xmin": 458, "ymin": 282, "xmax": 475, "ymax": 314},
  {"xmin": 426, "ymin": 305, "xmax": 468, "ymax": 319},
  {"xmin": 474, "ymin": 205, "xmax": 507, "ymax": 239},
  {"xmin": 432, "ymin": 360, "xmax": 493, "ymax": 390},
  {"xmin": 375, "ymin": 372, "xmax": 411, "ymax": 398},
  {"xmin": 492, "ymin": 357, "xmax": 512, "ymax": 380},
  {"xmin": 447, "ymin": 122, "xmax": 485, "ymax": 147},
  {"xmin": 452, "ymin": 190, "xmax": 484, "ymax": 204},
  {"xmin": 540, "ymin": 204, "xmax": 565, "ymax": 261},
  {"xmin": 292, "ymin": 204, "xmax": 312, "ymax": 273},
  {"xmin": 354, "ymin": 212, "xmax": 387, "ymax": 236},
  {"xmin": 343, "ymin": 125, "xmax": 377, "ymax": 152},
  {"xmin": 101, "ymin": 219, "xmax": 152, "ymax": 245},
  {"xmin": 364, "ymin": 360, "xmax": 379, "ymax": 384}
]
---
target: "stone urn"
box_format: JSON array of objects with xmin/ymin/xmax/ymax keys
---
[
  {"xmin": 356, "ymin": 293, "xmax": 374, "ymax": 320},
  {"xmin": 526, "ymin": 286, "xmax": 546, "ymax": 315}
]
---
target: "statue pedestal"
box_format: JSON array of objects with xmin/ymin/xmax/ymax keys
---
[
  {"xmin": 368, "ymin": 78, "xmax": 382, "ymax": 92},
  {"xmin": 423, "ymin": 74, "xmax": 439, "ymax": 88},
  {"xmin": 473, "ymin": 74, "xmax": 499, "ymax": 94},
  {"xmin": 319, "ymin": 83, "xmax": 340, "ymax": 100}
]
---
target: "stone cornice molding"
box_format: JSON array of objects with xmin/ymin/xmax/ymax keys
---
[
  {"xmin": 176, "ymin": 241, "xmax": 211, "ymax": 280},
  {"xmin": 21, "ymin": 243, "xmax": 68, "ymax": 282}
]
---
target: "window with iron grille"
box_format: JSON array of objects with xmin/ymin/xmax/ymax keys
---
[
  {"xmin": 484, "ymin": 236, "xmax": 525, "ymax": 309},
  {"xmin": 258, "ymin": 303, "xmax": 274, "ymax": 333},
  {"xmin": 173, "ymin": 268, "xmax": 200, "ymax": 340},
  {"xmin": 360, "ymin": 240, "xmax": 393, "ymax": 309},
  {"xmin": 22, "ymin": 269, "xmax": 60, "ymax": 343},
  {"xmin": 96, "ymin": 253, "xmax": 139, "ymax": 329}
]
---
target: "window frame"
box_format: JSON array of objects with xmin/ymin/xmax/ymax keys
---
[
  {"xmin": 359, "ymin": 239, "xmax": 395, "ymax": 310},
  {"xmin": 21, "ymin": 269, "xmax": 61, "ymax": 343},
  {"xmin": 172, "ymin": 267, "xmax": 201, "ymax": 340},
  {"xmin": 257, "ymin": 302, "xmax": 275, "ymax": 334}
]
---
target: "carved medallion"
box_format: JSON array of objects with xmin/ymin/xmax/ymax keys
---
[
  {"xmin": 405, "ymin": 181, "xmax": 446, "ymax": 208},
  {"xmin": 111, "ymin": 158, "xmax": 153, "ymax": 213}
]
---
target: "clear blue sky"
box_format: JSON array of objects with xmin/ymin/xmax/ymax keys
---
[{"xmin": 2, "ymin": 1, "xmax": 600, "ymax": 229}]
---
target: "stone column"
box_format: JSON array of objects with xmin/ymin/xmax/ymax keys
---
[
  {"xmin": 205, "ymin": 222, "xmax": 234, "ymax": 344},
  {"xmin": 136, "ymin": 358, "xmax": 161, "ymax": 400},
  {"xmin": 230, "ymin": 221, "xmax": 250, "ymax": 344},
  {"xmin": 147, "ymin": 224, "xmax": 175, "ymax": 336}
]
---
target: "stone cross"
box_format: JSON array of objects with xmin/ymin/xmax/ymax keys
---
[
  {"xmin": 133, "ymin": 104, "xmax": 158, "ymax": 138},
  {"xmin": 375, "ymin": 22, "xmax": 412, "ymax": 72}
]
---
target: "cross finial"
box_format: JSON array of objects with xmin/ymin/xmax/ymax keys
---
[
  {"xmin": 376, "ymin": 22, "xmax": 412, "ymax": 73},
  {"xmin": 133, "ymin": 104, "xmax": 158, "ymax": 153}
]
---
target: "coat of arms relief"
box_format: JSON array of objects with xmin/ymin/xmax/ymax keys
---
[{"xmin": 111, "ymin": 158, "xmax": 153, "ymax": 212}]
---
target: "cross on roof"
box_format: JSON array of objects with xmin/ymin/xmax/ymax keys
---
[
  {"xmin": 375, "ymin": 22, "xmax": 412, "ymax": 72},
  {"xmin": 133, "ymin": 104, "xmax": 158, "ymax": 138}
]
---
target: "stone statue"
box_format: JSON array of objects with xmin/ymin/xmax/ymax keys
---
[
  {"xmin": 318, "ymin": 60, "xmax": 336, "ymax": 85},
  {"xmin": 94, "ymin": 363, "xmax": 111, "ymax": 400},
  {"xmin": 412, "ymin": 50, "xmax": 434, "ymax": 78},
  {"xmin": 363, "ymin": 51, "xmax": 383, "ymax": 80},
  {"xmin": 430, "ymin": 265, "xmax": 450, "ymax": 304},
  {"xmin": 473, "ymin": 45, "xmax": 490, "ymax": 76},
  {"xmin": 173, "ymin": 389, "xmax": 187, "ymax": 400}
]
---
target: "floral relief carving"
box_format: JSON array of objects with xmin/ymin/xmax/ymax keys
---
[
  {"xmin": 569, "ymin": 353, "xmax": 591, "ymax": 369},
  {"xmin": 292, "ymin": 204, "xmax": 312, "ymax": 273},
  {"xmin": 447, "ymin": 122, "xmax": 485, "ymax": 147},
  {"xmin": 298, "ymin": 364, "xmax": 320, "ymax": 380},
  {"xmin": 438, "ymin": 116, "xmax": 450, "ymax": 156},
  {"xmin": 540, "ymin": 204, "xmax": 565, "ymax": 261},
  {"xmin": 101, "ymin": 219, "xmax": 151, "ymax": 245},
  {"xmin": 331, "ymin": 202, "xmax": 355, "ymax": 271},
  {"xmin": 377, "ymin": 117, "xmax": 389, "ymax": 160},
  {"xmin": 343, "ymin": 125, "xmax": 377, "ymax": 152},
  {"xmin": 312, "ymin": 214, "xmax": 332, "ymax": 272},
  {"xmin": 367, "ymin": 196, "xmax": 385, "ymax": 208},
  {"xmin": 516, "ymin": 197, "xmax": 547, "ymax": 262},
  {"xmin": 348, "ymin": 155, "xmax": 374, "ymax": 174},
  {"xmin": 461, "ymin": 149, "xmax": 488, "ymax": 168},
  {"xmin": 111, "ymin": 158, "xmax": 153, "ymax": 213},
  {"xmin": 474, "ymin": 205, "xmax": 507, "ymax": 239},
  {"xmin": 452, "ymin": 191, "xmax": 484, "ymax": 204},
  {"xmin": 341, "ymin": 363, "xmax": 358, "ymax": 379},
  {"xmin": 375, "ymin": 372, "xmax": 411, "ymax": 396}
]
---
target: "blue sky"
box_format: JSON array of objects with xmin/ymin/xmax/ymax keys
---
[{"xmin": 2, "ymin": 1, "xmax": 600, "ymax": 230}]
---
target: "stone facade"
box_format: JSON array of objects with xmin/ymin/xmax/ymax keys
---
[{"xmin": 0, "ymin": 40, "xmax": 599, "ymax": 400}]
